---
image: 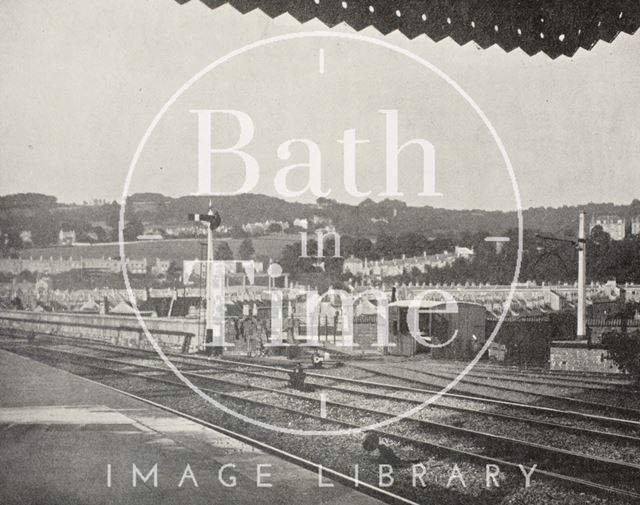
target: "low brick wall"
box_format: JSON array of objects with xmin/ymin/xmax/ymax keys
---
[
  {"xmin": 0, "ymin": 310, "xmax": 200, "ymax": 353},
  {"xmin": 550, "ymin": 344, "xmax": 622, "ymax": 374}
]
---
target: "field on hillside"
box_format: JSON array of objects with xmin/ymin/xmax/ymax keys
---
[{"xmin": 20, "ymin": 235, "xmax": 298, "ymax": 261}]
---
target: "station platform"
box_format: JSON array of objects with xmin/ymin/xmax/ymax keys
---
[{"xmin": 0, "ymin": 349, "xmax": 383, "ymax": 505}]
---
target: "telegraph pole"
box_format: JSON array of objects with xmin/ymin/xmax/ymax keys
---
[
  {"xmin": 577, "ymin": 211, "xmax": 587, "ymax": 340},
  {"xmin": 535, "ymin": 210, "xmax": 588, "ymax": 340}
]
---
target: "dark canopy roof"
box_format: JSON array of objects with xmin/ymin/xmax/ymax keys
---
[{"xmin": 176, "ymin": 0, "xmax": 639, "ymax": 58}]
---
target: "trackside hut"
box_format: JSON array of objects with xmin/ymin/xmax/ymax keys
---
[{"xmin": 388, "ymin": 300, "xmax": 486, "ymax": 359}]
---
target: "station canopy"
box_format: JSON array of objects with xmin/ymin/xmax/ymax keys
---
[{"xmin": 176, "ymin": 0, "xmax": 639, "ymax": 58}]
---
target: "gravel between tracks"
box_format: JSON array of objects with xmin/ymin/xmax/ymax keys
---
[{"xmin": 3, "ymin": 342, "xmax": 636, "ymax": 505}]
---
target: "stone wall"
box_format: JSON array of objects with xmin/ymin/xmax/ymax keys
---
[
  {"xmin": 0, "ymin": 310, "xmax": 200, "ymax": 353},
  {"xmin": 550, "ymin": 344, "xmax": 622, "ymax": 374}
]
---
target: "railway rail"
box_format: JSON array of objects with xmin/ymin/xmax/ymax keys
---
[
  {"xmin": 424, "ymin": 362, "xmax": 634, "ymax": 388},
  {"xmin": 350, "ymin": 363, "xmax": 640, "ymax": 419},
  {"xmin": 4, "ymin": 332, "xmax": 640, "ymax": 434},
  {"xmin": 1, "ymin": 335, "xmax": 640, "ymax": 503},
  {"xmin": 406, "ymin": 364, "xmax": 638, "ymax": 393},
  {"xmin": 5, "ymin": 350, "xmax": 421, "ymax": 505},
  {"xmin": 427, "ymin": 361, "xmax": 631, "ymax": 382}
]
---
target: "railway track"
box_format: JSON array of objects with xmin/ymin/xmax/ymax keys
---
[
  {"xmin": 3, "ymin": 350, "xmax": 420, "ymax": 505},
  {"xmin": 4, "ymin": 332, "xmax": 640, "ymax": 435},
  {"xmin": 409, "ymin": 364, "xmax": 638, "ymax": 393},
  {"xmin": 424, "ymin": 362, "xmax": 634, "ymax": 388},
  {"xmin": 152, "ymin": 351, "xmax": 640, "ymax": 434},
  {"xmin": 2, "ymin": 336, "xmax": 640, "ymax": 503},
  {"xmin": 192, "ymin": 361, "xmax": 640, "ymax": 443},
  {"xmin": 0, "ymin": 342, "xmax": 503, "ymax": 505},
  {"xmin": 428, "ymin": 361, "xmax": 631, "ymax": 382},
  {"xmin": 350, "ymin": 362, "xmax": 640, "ymax": 419}
]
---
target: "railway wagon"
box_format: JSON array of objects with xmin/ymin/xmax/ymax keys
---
[
  {"xmin": 485, "ymin": 311, "xmax": 575, "ymax": 366},
  {"xmin": 387, "ymin": 300, "xmax": 486, "ymax": 359}
]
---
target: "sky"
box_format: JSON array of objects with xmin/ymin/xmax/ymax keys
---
[{"xmin": 1, "ymin": 0, "xmax": 639, "ymax": 211}]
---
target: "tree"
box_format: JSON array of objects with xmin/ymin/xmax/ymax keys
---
[
  {"xmin": 375, "ymin": 234, "xmax": 397, "ymax": 259},
  {"xmin": 267, "ymin": 222, "xmax": 283, "ymax": 234},
  {"xmin": 278, "ymin": 241, "xmax": 322, "ymax": 279},
  {"xmin": 238, "ymin": 238, "xmax": 255, "ymax": 260},
  {"xmin": 0, "ymin": 193, "xmax": 57, "ymax": 209},
  {"xmin": 32, "ymin": 223, "xmax": 59, "ymax": 246},
  {"xmin": 123, "ymin": 216, "xmax": 144, "ymax": 242},
  {"xmin": 352, "ymin": 237, "xmax": 375, "ymax": 259},
  {"xmin": 230, "ymin": 225, "xmax": 248, "ymax": 238},
  {"xmin": 215, "ymin": 241, "xmax": 234, "ymax": 260},
  {"xmin": 106, "ymin": 202, "xmax": 121, "ymax": 240},
  {"xmin": 1, "ymin": 230, "xmax": 22, "ymax": 252},
  {"xmin": 602, "ymin": 330, "xmax": 640, "ymax": 383},
  {"xmin": 166, "ymin": 260, "xmax": 183, "ymax": 287},
  {"xmin": 398, "ymin": 232, "xmax": 430, "ymax": 257},
  {"xmin": 92, "ymin": 226, "xmax": 108, "ymax": 243},
  {"xmin": 316, "ymin": 197, "xmax": 337, "ymax": 207}
]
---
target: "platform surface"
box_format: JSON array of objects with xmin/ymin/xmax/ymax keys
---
[{"xmin": 0, "ymin": 348, "xmax": 383, "ymax": 505}]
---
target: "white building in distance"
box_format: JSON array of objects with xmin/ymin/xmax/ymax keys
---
[{"xmin": 590, "ymin": 215, "xmax": 626, "ymax": 240}]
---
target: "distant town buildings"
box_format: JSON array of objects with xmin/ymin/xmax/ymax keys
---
[
  {"xmin": 19, "ymin": 230, "xmax": 32, "ymax": 246},
  {"xmin": 325, "ymin": 278, "xmax": 638, "ymax": 321},
  {"xmin": 242, "ymin": 220, "xmax": 289, "ymax": 235},
  {"xmin": 590, "ymin": 215, "xmax": 626, "ymax": 240},
  {"xmin": 58, "ymin": 229, "xmax": 76, "ymax": 245},
  {"xmin": 182, "ymin": 259, "xmax": 269, "ymax": 287},
  {"xmin": 136, "ymin": 234, "xmax": 163, "ymax": 241},
  {"xmin": 126, "ymin": 258, "xmax": 148, "ymax": 275},
  {"xmin": 632, "ymin": 216, "xmax": 640, "ymax": 236},
  {"xmin": 343, "ymin": 249, "xmax": 472, "ymax": 279},
  {"xmin": 162, "ymin": 223, "xmax": 207, "ymax": 237},
  {"xmin": 151, "ymin": 258, "xmax": 171, "ymax": 276},
  {"xmin": 129, "ymin": 199, "xmax": 163, "ymax": 213},
  {"xmin": 0, "ymin": 256, "xmax": 171, "ymax": 276},
  {"xmin": 12, "ymin": 213, "xmax": 329, "ymax": 251},
  {"xmin": 454, "ymin": 246, "xmax": 475, "ymax": 259},
  {"xmin": 311, "ymin": 215, "xmax": 331, "ymax": 225}
]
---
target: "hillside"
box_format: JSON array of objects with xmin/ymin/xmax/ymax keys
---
[{"xmin": 1, "ymin": 193, "xmax": 640, "ymax": 251}]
